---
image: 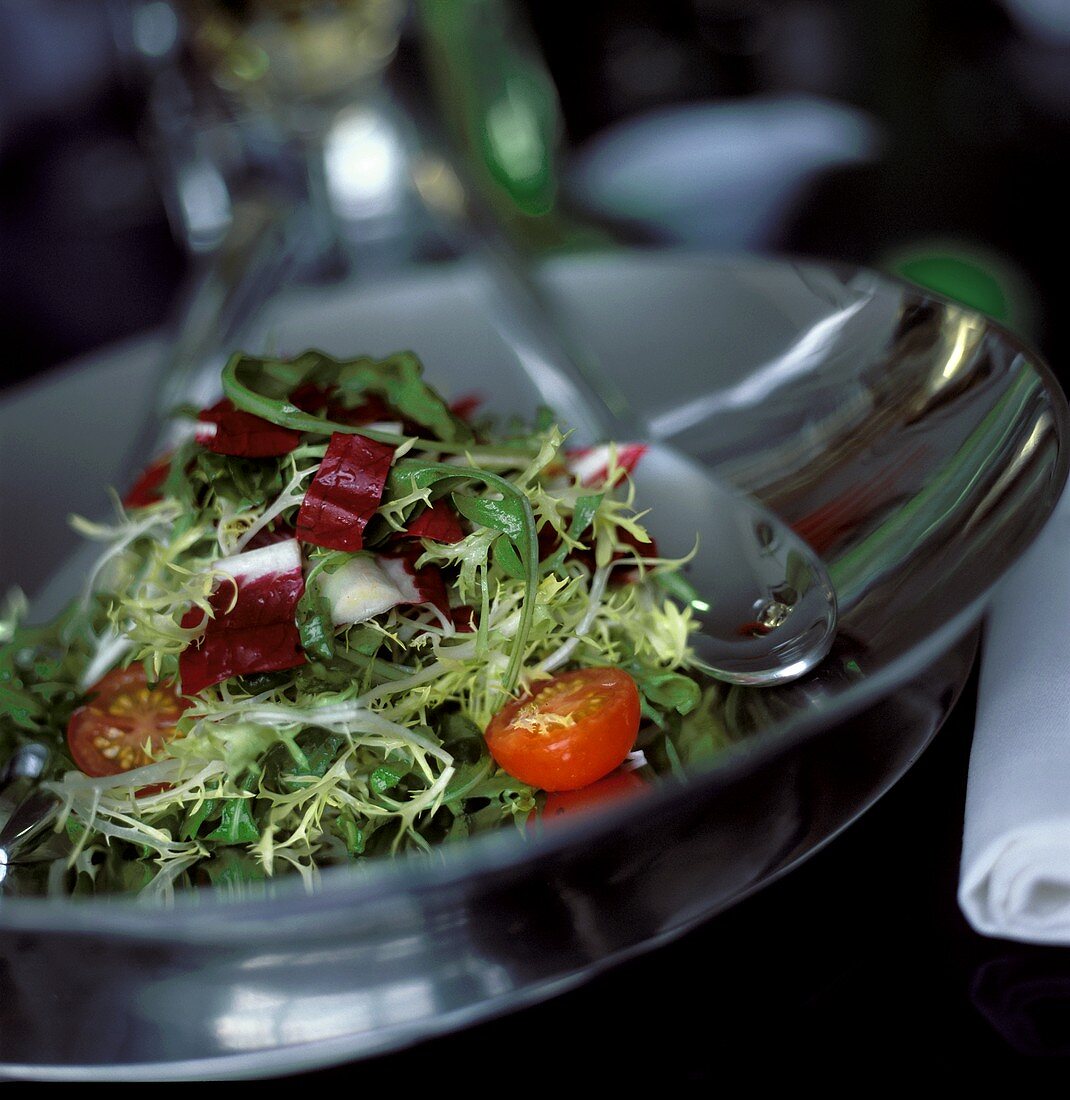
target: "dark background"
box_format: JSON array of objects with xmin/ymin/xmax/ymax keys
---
[
  {"xmin": 1, "ymin": 0, "xmax": 1068, "ymax": 1072},
  {"xmin": 1, "ymin": 0, "xmax": 1066, "ymax": 391}
]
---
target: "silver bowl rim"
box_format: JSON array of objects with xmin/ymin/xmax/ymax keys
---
[{"xmin": 1, "ymin": 259, "xmax": 1066, "ymax": 935}]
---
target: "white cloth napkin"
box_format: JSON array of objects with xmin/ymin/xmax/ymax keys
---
[{"xmin": 960, "ymin": 485, "xmax": 1070, "ymax": 942}]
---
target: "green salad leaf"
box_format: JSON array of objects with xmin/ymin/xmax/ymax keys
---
[{"xmin": 0, "ymin": 348, "xmax": 711, "ymax": 900}]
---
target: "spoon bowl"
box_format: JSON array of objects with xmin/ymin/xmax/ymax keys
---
[
  {"xmin": 631, "ymin": 444, "xmax": 837, "ymax": 685},
  {"xmin": 454, "ymin": 221, "xmax": 839, "ymax": 685}
]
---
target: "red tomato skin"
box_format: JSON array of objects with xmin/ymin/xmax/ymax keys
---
[
  {"xmin": 67, "ymin": 666, "xmax": 188, "ymax": 778},
  {"xmin": 484, "ymin": 667, "xmax": 641, "ymax": 791},
  {"xmin": 539, "ymin": 769, "xmax": 649, "ymax": 825}
]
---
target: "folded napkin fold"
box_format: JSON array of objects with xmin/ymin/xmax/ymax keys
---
[{"xmin": 960, "ymin": 486, "xmax": 1070, "ymax": 942}]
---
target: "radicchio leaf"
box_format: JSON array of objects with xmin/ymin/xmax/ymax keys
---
[
  {"xmin": 123, "ymin": 454, "xmax": 172, "ymax": 508},
  {"xmin": 296, "ymin": 432, "xmax": 396, "ymax": 552},
  {"xmin": 196, "ymin": 398, "xmax": 302, "ymax": 457},
  {"xmin": 400, "ymin": 499, "xmax": 465, "ymax": 544},
  {"xmin": 245, "ymin": 522, "xmax": 297, "ymax": 550},
  {"xmin": 448, "ymin": 393, "xmax": 483, "ymax": 421},
  {"xmin": 566, "ymin": 443, "xmax": 648, "ymax": 488},
  {"xmin": 380, "ymin": 548, "xmax": 451, "ymax": 618},
  {"xmin": 179, "ymin": 540, "xmax": 307, "ymax": 696},
  {"xmin": 450, "ymin": 605, "xmax": 477, "ymax": 633},
  {"xmin": 292, "ymin": 383, "xmax": 395, "ymax": 427}
]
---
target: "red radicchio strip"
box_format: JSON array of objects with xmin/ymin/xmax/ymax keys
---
[
  {"xmin": 400, "ymin": 499, "xmax": 465, "ymax": 544},
  {"xmin": 450, "ymin": 605, "xmax": 477, "ymax": 633},
  {"xmin": 296, "ymin": 432, "xmax": 396, "ymax": 552},
  {"xmin": 566, "ymin": 443, "xmax": 648, "ymax": 488},
  {"xmin": 449, "ymin": 393, "xmax": 483, "ymax": 421},
  {"xmin": 123, "ymin": 454, "xmax": 172, "ymax": 508},
  {"xmin": 179, "ymin": 540, "xmax": 307, "ymax": 696},
  {"xmin": 196, "ymin": 398, "xmax": 302, "ymax": 457},
  {"xmin": 291, "ymin": 384, "xmax": 395, "ymax": 426},
  {"xmin": 380, "ymin": 549, "xmax": 452, "ymax": 618},
  {"xmin": 245, "ymin": 521, "xmax": 297, "ymax": 550}
]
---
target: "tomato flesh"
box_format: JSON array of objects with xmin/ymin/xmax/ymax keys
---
[
  {"xmin": 67, "ymin": 666, "xmax": 188, "ymax": 778},
  {"xmin": 485, "ymin": 667, "xmax": 641, "ymax": 791}
]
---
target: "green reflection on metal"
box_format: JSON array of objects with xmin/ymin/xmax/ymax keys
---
[
  {"xmin": 484, "ymin": 75, "xmax": 551, "ymax": 196},
  {"xmin": 884, "ymin": 240, "xmax": 1034, "ymax": 337},
  {"xmin": 828, "ymin": 368, "xmax": 1047, "ymax": 607},
  {"xmin": 896, "ymin": 254, "xmax": 1008, "ymax": 320}
]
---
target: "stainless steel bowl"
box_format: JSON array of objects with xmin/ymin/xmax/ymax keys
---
[{"xmin": 0, "ymin": 252, "xmax": 1065, "ymax": 1079}]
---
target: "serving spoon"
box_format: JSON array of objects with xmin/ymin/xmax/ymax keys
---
[
  {"xmin": 0, "ymin": 744, "xmax": 59, "ymax": 887},
  {"xmin": 452, "ymin": 209, "xmax": 838, "ymax": 686}
]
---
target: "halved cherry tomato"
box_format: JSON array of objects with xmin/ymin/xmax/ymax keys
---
[
  {"xmin": 485, "ymin": 667, "xmax": 641, "ymax": 791},
  {"xmin": 539, "ymin": 769, "xmax": 649, "ymax": 825},
  {"xmin": 67, "ymin": 666, "xmax": 188, "ymax": 778}
]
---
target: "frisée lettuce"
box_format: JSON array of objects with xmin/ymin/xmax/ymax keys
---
[{"xmin": 0, "ymin": 349, "xmax": 714, "ymax": 899}]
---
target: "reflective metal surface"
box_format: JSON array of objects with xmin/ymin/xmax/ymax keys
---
[
  {"xmin": 461, "ymin": 228, "xmax": 839, "ymax": 685},
  {"xmin": 0, "ymin": 745, "xmax": 60, "ymax": 884},
  {"xmin": 0, "ymin": 252, "xmax": 1065, "ymax": 1078},
  {"xmin": 632, "ymin": 445, "xmax": 838, "ymax": 684}
]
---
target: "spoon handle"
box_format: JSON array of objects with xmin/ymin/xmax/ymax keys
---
[
  {"xmin": 0, "ymin": 789, "xmax": 60, "ymax": 867},
  {"xmin": 0, "ymin": 744, "xmax": 60, "ymax": 873}
]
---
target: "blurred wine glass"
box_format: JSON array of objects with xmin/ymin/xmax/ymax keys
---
[
  {"xmin": 182, "ymin": 0, "xmax": 404, "ymax": 113},
  {"xmin": 121, "ymin": 0, "xmax": 429, "ymax": 440},
  {"xmin": 124, "ymin": 0, "xmax": 583, "ymax": 418}
]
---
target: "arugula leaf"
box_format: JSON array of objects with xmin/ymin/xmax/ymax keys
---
[
  {"xmin": 642, "ymin": 686, "xmax": 734, "ymax": 775},
  {"xmin": 340, "ymin": 816, "xmax": 365, "ymax": 855},
  {"xmin": 296, "ymin": 579, "xmax": 336, "ymax": 661},
  {"xmin": 370, "ymin": 765, "xmax": 403, "ymax": 796},
  {"xmin": 205, "ymin": 799, "xmax": 260, "ymax": 845},
  {"xmin": 629, "ymin": 666, "xmax": 702, "ymax": 716},
  {"xmin": 221, "ymin": 350, "xmax": 481, "ymax": 452},
  {"xmin": 334, "ymin": 351, "xmax": 470, "ymax": 443},
  {"xmin": 433, "ymin": 709, "xmax": 486, "ymax": 764},
  {"xmin": 201, "ymin": 850, "xmax": 267, "ymax": 890},
  {"xmin": 452, "ymin": 494, "xmax": 526, "ymax": 540},
  {"xmin": 0, "ymin": 599, "xmax": 94, "ymax": 760},
  {"xmin": 541, "ymin": 493, "xmax": 602, "ymax": 574},
  {"xmin": 297, "ymin": 729, "xmax": 349, "ymax": 778}
]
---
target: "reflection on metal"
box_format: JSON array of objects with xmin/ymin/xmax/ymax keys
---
[
  {"xmin": 606, "ymin": 443, "xmax": 838, "ymax": 687},
  {"xmin": 184, "ymin": 0, "xmax": 404, "ymax": 107},
  {"xmin": 822, "ymin": 367, "xmax": 1055, "ymax": 615},
  {"xmin": 411, "ymin": 154, "xmax": 467, "ymax": 222},
  {"xmin": 213, "ymin": 979, "xmax": 437, "ymax": 1051},
  {"xmin": 937, "ymin": 309, "xmax": 986, "ymax": 383},
  {"xmin": 132, "ymin": 1, "xmax": 179, "ymax": 60},
  {"xmin": 963, "ymin": 408, "xmax": 1055, "ymax": 537},
  {"xmin": 175, "ymin": 158, "xmax": 232, "ymax": 250},
  {"xmin": 649, "ymin": 293, "xmax": 871, "ymax": 436},
  {"xmin": 757, "ymin": 599, "xmax": 791, "ymax": 629}
]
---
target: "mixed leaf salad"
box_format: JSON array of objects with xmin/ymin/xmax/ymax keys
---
[{"xmin": 0, "ymin": 349, "xmax": 730, "ymax": 899}]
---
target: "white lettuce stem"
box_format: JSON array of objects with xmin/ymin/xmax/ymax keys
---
[{"xmin": 537, "ymin": 564, "xmax": 611, "ymax": 675}]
